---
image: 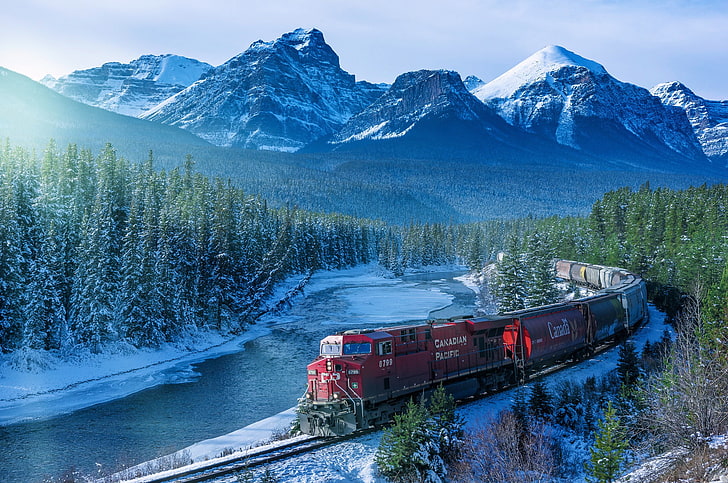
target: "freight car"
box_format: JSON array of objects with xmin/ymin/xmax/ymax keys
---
[{"xmin": 298, "ymin": 260, "xmax": 648, "ymax": 436}]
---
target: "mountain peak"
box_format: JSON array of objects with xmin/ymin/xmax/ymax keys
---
[
  {"xmin": 281, "ymin": 28, "xmax": 325, "ymax": 48},
  {"xmin": 470, "ymin": 45, "xmax": 705, "ymax": 164},
  {"xmin": 39, "ymin": 54, "xmax": 212, "ymax": 117},
  {"xmin": 247, "ymin": 27, "xmax": 337, "ymax": 65},
  {"xmin": 328, "ymin": 68, "xmax": 512, "ymax": 146},
  {"xmin": 651, "ymin": 81, "xmax": 695, "ymax": 98},
  {"xmin": 533, "ymin": 45, "xmax": 607, "ymax": 74},
  {"xmin": 474, "ymin": 45, "xmax": 607, "ymax": 100},
  {"xmin": 651, "ymin": 81, "xmax": 728, "ymax": 162},
  {"xmin": 143, "ymin": 27, "xmax": 385, "ymax": 151}
]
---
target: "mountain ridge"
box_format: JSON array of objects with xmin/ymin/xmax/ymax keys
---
[
  {"xmin": 1, "ymin": 64, "xmax": 725, "ymax": 226},
  {"xmin": 651, "ymin": 81, "xmax": 728, "ymax": 166},
  {"xmin": 40, "ymin": 54, "xmax": 212, "ymax": 117},
  {"xmin": 140, "ymin": 28, "xmax": 387, "ymax": 152},
  {"xmin": 37, "ymin": 32, "xmax": 727, "ymax": 176},
  {"xmin": 470, "ymin": 45, "xmax": 707, "ymax": 171}
]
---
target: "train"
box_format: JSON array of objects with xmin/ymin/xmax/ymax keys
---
[{"xmin": 297, "ymin": 260, "xmax": 648, "ymax": 437}]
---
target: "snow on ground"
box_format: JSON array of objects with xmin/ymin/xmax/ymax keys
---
[
  {"xmin": 0, "ymin": 264, "xmax": 457, "ymax": 427},
  {"xmin": 246, "ymin": 304, "xmax": 672, "ymax": 483},
  {"xmin": 120, "ymin": 304, "xmax": 672, "ymax": 483},
  {"xmin": 0, "ymin": 329, "xmax": 270, "ymax": 426}
]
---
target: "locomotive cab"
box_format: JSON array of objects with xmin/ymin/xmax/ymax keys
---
[
  {"xmin": 306, "ymin": 334, "xmax": 369, "ymax": 403},
  {"xmin": 300, "ymin": 331, "xmax": 378, "ymax": 436}
]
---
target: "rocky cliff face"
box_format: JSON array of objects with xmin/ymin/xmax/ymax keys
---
[
  {"xmin": 41, "ymin": 55, "xmax": 212, "ymax": 117},
  {"xmin": 141, "ymin": 28, "xmax": 387, "ymax": 151},
  {"xmin": 651, "ymin": 81, "xmax": 728, "ymax": 165},
  {"xmin": 471, "ymin": 45, "xmax": 706, "ymax": 166},
  {"xmin": 330, "ymin": 69, "xmax": 509, "ymax": 143}
]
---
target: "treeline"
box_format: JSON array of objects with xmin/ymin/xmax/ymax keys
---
[
  {"xmin": 0, "ymin": 141, "xmax": 383, "ymax": 358},
  {"xmin": 378, "ymin": 218, "xmax": 534, "ymax": 275},
  {"xmin": 489, "ymin": 183, "xmax": 727, "ymax": 323},
  {"xmin": 482, "ymin": 183, "xmax": 728, "ymax": 480},
  {"xmin": 586, "ymin": 183, "xmax": 728, "ymax": 322}
]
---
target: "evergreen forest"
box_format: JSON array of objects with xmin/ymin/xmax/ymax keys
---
[
  {"xmin": 0, "ymin": 141, "xmax": 390, "ymax": 359},
  {"xmin": 1, "ymin": 140, "xmax": 727, "ymax": 373}
]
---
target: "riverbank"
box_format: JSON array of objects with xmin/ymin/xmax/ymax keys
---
[
  {"xmin": 0, "ymin": 268, "xmax": 308, "ymax": 426},
  {"xmin": 0, "ymin": 263, "xmax": 468, "ymax": 426}
]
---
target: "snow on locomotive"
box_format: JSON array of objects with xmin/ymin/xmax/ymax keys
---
[{"xmin": 298, "ymin": 260, "xmax": 648, "ymax": 437}]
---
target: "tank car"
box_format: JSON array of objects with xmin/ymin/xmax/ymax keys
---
[{"xmin": 503, "ymin": 303, "xmax": 589, "ymax": 377}]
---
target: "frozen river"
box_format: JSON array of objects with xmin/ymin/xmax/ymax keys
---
[{"xmin": 0, "ymin": 266, "xmax": 477, "ymax": 482}]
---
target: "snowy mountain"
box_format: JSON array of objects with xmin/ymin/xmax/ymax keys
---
[
  {"xmin": 0, "ymin": 66, "xmax": 212, "ymax": 165},
  {"xmin": 463, "ymin": 75, "xmax": 485, "ymax": 91},
  {"xmin": 141, "ymin": 28, "xmax": 387, "ymax": 152},
  {"xmin": 317, "ymin": 68, "xmax": 608, "ymax": 169},
  {"xmin": 329, "ymin": 70, "xmax": 504, "ymax": 143},
  {"xmin": 320, "ymin": 69, "xmax": 539, "ymax": 156},
  {"xmin": 41, "ymin": 54, "xmax": 213, "ymax": 117},
  {"xmin": 651, "ymin": 81, "xmax": 728, "ymax": 166},
  {"xmin": 471, "ymin": 45, "xmax": 707, "ymax": 168}
]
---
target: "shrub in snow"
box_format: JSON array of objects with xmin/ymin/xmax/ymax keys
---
[
  {"xmin": 6, "ymin": 347, "xmax": 55, "ymax": 372},
  {"xmin": 454, "ymin": 410, "xmax": 556, "ymax": 482},
  {"xmin": 643, "ymin": 295, "xmax": 728, "ymax": 450},
  {"xmin": 375, "ymin": 386, "xmax": 464, "ymax": 483}
]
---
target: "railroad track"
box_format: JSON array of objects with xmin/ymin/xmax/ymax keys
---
[{"xmin": 123, "ymin": 430, "xmax": 374, "ymax": 483}]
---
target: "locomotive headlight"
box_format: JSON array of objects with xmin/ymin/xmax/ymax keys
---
[
  {"xmin": 333, "ymin": 393, "xmax": 340, "ymax": 399},
  {"xmin": 306, "ymin": 392, "xmax": 312, "ymax": 399},
  {"xmin": 326, "ymin": 359, "xmax": 332, "ymax": 371}
]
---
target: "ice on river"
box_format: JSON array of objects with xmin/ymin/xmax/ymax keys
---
[{"xmin": 0, "ymin": 264, "xmax": 458, "ymax": 426}]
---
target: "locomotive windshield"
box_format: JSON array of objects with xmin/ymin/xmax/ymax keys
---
[
  {"xmin": 320, "ymin": 343, "xmax": 341, "ymax": 356},
  {"xmin": 343, "ymin": 342, "xmax": 371, "ymax": 355}
]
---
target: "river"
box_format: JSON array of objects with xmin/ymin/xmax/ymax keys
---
[{"xmin": 0, "ymin": 268, "xmax": 477, "ymax": 482}]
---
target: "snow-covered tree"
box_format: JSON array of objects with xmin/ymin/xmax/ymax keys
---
[
  {"xmin": 585, "ymin": 401, "xmax": 629, "ymax": 483},
  {"xmin": 493, "ymin": 236, "xmax": 528, "ymax": 312},
  {"xmin": 375, "ymin": 399, "xmax": 435, "ymax": 482},
  {"xmin": 428, "ymin": 385, "xmax": 464, "ymax": 466},
  {"xmin": 375, "ymin": 390, "xmax": 464, "ymax": 483},
  {"xmin": 616, "ymin": 341, "xmax": 641, "ymax": 388}
]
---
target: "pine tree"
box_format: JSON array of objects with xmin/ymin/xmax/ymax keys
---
[
  {"xmin": 528, "ymin": 380, "xmax": 553, "ymax": 421},
  {"xmin": 523, "ymin": 232, "xmax": 559, "ymax": 307},
  {"xmin": 616, "ymin": 341, "xmax": 641, "ymax": 388},
  {"xmin": 428, "ymin": 385, "xmax": 465, "ymax": 466},
  {"xmin": 375, "ymin": 399, "xmax": 433, "ymax": 482},
  {"xmin": 493, "ymin": 235, "xmax": 528, "ymax": 312},
  {"xmin": 511, "ymin": 386, "xmax": 530, "ymax": 429},
  {"xmin": 0, "ymin": 174, "xmax": 24, "ymax": 352},
  {"xmin": 585, "ymin": 401, "xmax": 629, "ymax": 483}
]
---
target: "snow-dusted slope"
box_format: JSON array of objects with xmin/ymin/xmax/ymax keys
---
[
  {"xmin": 142, "ymin": 28, "xmax": 387, "ymax": 151},
  {"xmin": 41, "ymin": 55, "xmax": 213, "ymax": 117},
  {"xmin": 472, "ymin": 45, "xmax": 705, "ymax": 166},
  {"xmin": 475, "ymin": 45, "xmax": 607, "ymax": 101},
  {"xmin": 463, "ymin": 75, "xmax": 485, "ymax": 92},
  {"xmin": 327, "ymin": 69, "xmax": 528, "ymax": 150},
  {"xmin": 330, "ymin": 70, "xmax": 486, "ymax": 143},
  {"xmin": 651, "ymin": 81, "xmax": 728, "ymax": 165}
]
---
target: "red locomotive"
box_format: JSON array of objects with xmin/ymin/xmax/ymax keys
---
[{"xmin": 298, "ymin": 260, "xmax": 648, "ymax": 436}]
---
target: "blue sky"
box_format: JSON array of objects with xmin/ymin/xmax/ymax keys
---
[{"xmin": 2, "ymin": 0, "xmax": 727, "ymax": 99}]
